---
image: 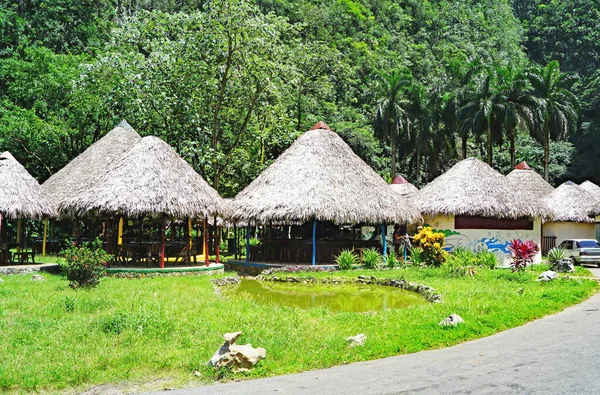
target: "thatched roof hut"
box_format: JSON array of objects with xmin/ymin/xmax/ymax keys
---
[
  {"xmin": 43, "ymin": 120, "xmax": 141, "ymax": 208},
  {"xmin": 390, "ymin": 175, "xmax": 418, "ymax": 197},
  {"xmin": 545, "ymin": 181, "xmax": 599, "ymax": 223},
  {"xmin": 230, "ymin": 123, "xmax": 422, "ymax": 225},
  {"xmin": 506, "ymin": 161, "xmax": 554, "ymax": 201},
  {"xmin": 417, "ymin": 157, "xmax": 551, "ymax": 219},
  {"xmin": 580, "ymin": 181, "xmax": 600, "ymax": 205},
  {"xmin": 58, "ymin": 136, "xmax": 227, "ymax": 219},
  {"xmin": 0, "ymin": 152, "xmax": 56, "ymax": 219}
]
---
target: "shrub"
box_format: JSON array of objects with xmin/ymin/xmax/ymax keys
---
[
  {"xmin": 508, "ymin": 239, "xmax": 539, "ymax": 272},
  {"xmin": 449, "ymin": 247, "xmax": 497, "ymax": 269},
  {"xmin": 409, "ymin": 246, "xmax": 422, "ymax": 266},
  {"xmin": 412, "ymin": 226, "xmax": 447, "ymax": 267},
  {"xmin": 361, "ymin": 247, "xmax": 382, "ymax": 269},
  {"xmin": 335, "ymin": 249, "xmax": 359, "ymax": 270},
  {"xmin": 473, "ymin": 250, "xmax": 497, "ymax": 269},
  {"xmin": 385, "ymin": 252, "xmax": 399, "ymax": 269},
  {"xmin": 547, "ymin": 247, "xmax": 565, "ymax": 264},
  {"xmin": 61, "ymin": 238, "xmax": 112, "ymax": 288}
]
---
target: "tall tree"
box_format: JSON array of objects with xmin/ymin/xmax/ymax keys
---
[
  {"xmin": 373, "ymin": 69, "xmax": 412, "ymax": 179},
  {"xmin": 526, "ymin": 60, "xmax": 579, "ymax": 181}
]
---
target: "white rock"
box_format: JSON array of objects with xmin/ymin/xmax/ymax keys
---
[
  {"xmin": 32, "ymin": 274, "xmax": 45, "ymax": 281},
  {"xmin": 0, "ymin": 278, "xmax": 4, "ymax": 284},
  {"xmin": 537, "ymin": 270, "xmax": 557, "ymax": 282},
  {"xmin": 223, "ymin": 331, "xmax": 242, "ymax": 344},
  {"xmin": 346, "ymin": 334, "xmax": 367, "ymax": 347},
  {"xmin": 439, "ymin": 314, "xmax": 464, "ymax": 327},
  {"xmin": 208, "ymin": 332, "xmax": 266, "ymax": 371}
]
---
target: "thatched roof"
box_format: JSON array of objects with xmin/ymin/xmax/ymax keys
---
[
  {"xmin": 545, "ymin": 181, "xmax": 597, "ymax": 223},
  {"xmin": 0, "ymin": 152, "xmax": 56, "ymax": 219},
  {"xmin": 230, "ymin": 124, "xmax": 422, "ymax": 225},
  {"xmin": 390, "ymin": 175, "xmax": 418, "ymax": 197},
  {"xmin": 58, "ymin": 136, "xmax": 227, "ymax": 219},
  {"xmin": 417, "ymin": 157, "xmax": 551, "ymax": 219},
  {"xmin": 43, "ymin": 120, "xmax": 141, "ymax": 207},
  {"xmin": 580, "ymin": 181, "xmax": 600, "ymax": 205},
  {"xmin": 506, "ymin": 161, "xmax": 554, "ymax": 201}
]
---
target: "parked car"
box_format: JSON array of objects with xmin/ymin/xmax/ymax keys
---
[{"xmin": 556, "ymin": 239, "xmax": 600, "ymax": 267}]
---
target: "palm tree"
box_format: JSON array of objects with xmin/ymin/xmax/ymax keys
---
[
  {"xmin": 373, "ymin": 69, "xmax": 412, "ymax": 179},
  {"xmin": 525, "ymin": 60, "xmax": 579, "ymax": 181}
]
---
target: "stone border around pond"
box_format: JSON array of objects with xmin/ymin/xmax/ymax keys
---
[{"xmin": 213, "ymin": 275, "xmax": 442, "ymax": 303}]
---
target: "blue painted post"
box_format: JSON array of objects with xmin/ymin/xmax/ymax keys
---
[
  {"xmin": 381, "ymin": 224, "xmax": 387, "ymax": 258},
  {"xmin": 312, "ymin": 219, "xmax": 317, "ymax": 266},
  {"xmin": 245, "ymin": 225, "xmax": 250, "ymax": 263}
]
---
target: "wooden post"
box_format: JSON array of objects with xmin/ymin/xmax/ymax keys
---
[
  {"xmin": 159, "ymin": 219, "xmax": 165, "ymax": 269},
  {"xmin": 312, "ymin": 219, "xmax": 317, "ymax": 266},
  {"xmin": 42, "ymin": 218, "xmax": 48, "ymax": 257},
  {"xmin": 214, "ymin": 217, "xmax": 220, "ymax": 264},
  {"xmin": 246, "ymin": 225, "xmax": 250, "ymax": 262},
  {"xmin": 16, "ymin": 219, "xmax": 21, "ymax": 252},
  {"xmin": 187, "ymin": 218, "xmax": 193, "ymax": 248},
  {"xmin": 233, "ymin": 225, "xmax": 238, "ymax": 259},
  {"xmin": 117, "ymin": 217, "xmax": 124, "ymax": 246},
  {"xmin": 204, "ymin": 216, "xmax": 209, "ymax": 267}
]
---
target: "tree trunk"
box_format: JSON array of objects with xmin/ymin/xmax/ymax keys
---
[
  {"xmin": 544, "ymin": 123, "xmax": 550, "ymax": 182},
  {"xmin": 391, "ymin": 129, "xmax": 397, "ymax": 180},
  {"xmin": 486, "ymin": 116, "xmax": 492, "ymax": 166},
  {"xmin": 509, "ymin": 128, "xmax": 515, "ymax": 168},
  {"xmin": 461, "ymin": 134, "xmax": 467, "ymax": 159},
  {"xmin": 416, "ymin": 147, "xmax": 421, "ymax": 188}
]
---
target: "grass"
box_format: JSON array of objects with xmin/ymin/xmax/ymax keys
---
[{"xmin": 0, "ymin": 265, "xmax": 597, "ymax": 394}]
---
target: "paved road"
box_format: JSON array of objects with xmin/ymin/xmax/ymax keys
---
[{"xmin": 154, "ymin": 268, "xmax": 600, "ymax": 395}]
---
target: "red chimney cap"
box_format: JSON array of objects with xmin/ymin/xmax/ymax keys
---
[
  {"xmin": 515, "ymin": 161, "xmax": 531, "ymax": 170},
  {"xmin": 310, "ymin": 121, "xmax": 331, "ymax": 131},
  {"xmin": 392, "ymin": 175, "xmax": 409, "ymax": 184}
]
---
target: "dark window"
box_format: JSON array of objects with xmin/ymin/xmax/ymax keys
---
[
  {"xmin": 454, "ymin": 216, "xmax": 533, "ymax": 230},
  {"xmin": 576, "ymin": 240, "xmax": 600, "ymax": 248},
  {"xmin": 564, "ymin": 241, "xmax": 573, "ymax": 249}
]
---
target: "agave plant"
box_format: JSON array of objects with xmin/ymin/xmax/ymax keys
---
[{"xmin": 547, "ymin": 247, "xmax": 565, "ymax": 264}]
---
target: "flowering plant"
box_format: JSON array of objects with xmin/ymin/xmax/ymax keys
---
[
  {"xmin": 413, "ymin": 226, "xmax": 447, "ymax": 267},
  {"xmin": 61, "ymin": 238, "xmax": 112, "ymax": 288},
  {"xmin": 508, "ymin": 239, "xmax": 539, "ymax": 272}
]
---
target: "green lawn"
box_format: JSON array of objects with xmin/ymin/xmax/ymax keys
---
[{"xmin": 0, "ymin": 266, "xmax": 597, "ymax": 393}]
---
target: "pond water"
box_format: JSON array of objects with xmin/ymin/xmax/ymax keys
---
[{"xmin": 224, "ymin": 279, "xmax": 427, "ymax": 313}]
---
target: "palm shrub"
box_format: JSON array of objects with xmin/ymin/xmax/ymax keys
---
[
  {"xmin": 61, "ymin": 238, "xmax": 112, "ymax": 288},
  {"xmin": 361, "ymin": 247, "xmax": 382, "ymax": 269},
  {"xmin": 385, "ymin": 252, "xmax": 399, "ymax": 269},
  {"xmin": 335, "ymin": 249, "xmax": 359, "ymax": 270},
  {"xmin": 508, "ymin": 239, "xmax": 540, "ymax": 272}
]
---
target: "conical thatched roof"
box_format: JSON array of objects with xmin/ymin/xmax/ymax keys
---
[
  {"xmin": 58, "ymin": 136, "xmax": 227, "ymax": 219},
  {"xmin": 0, "ymin": 152, "xmax": 56, "ymax": 219},
  {"xmin": 506, "ymin": 161, "xmax": 554, "ymax": 201},
  {"xmin": 230, "ymin": 124, "xmax": 422, "ymax": 225},
  {"xmin": 417, "ymin": 157, "xmax": 551, "ymax": 219},
  {"xmin": 390, "ymin": 175, "xmax": 418, "ymax": 197},
  {"xmin": 580, "ymin": 181, "xmax": 600, "ymax": 205},
  {"xmin": 43, "ymin": 121, "xmax": 141, "ymax": 208},
  {"xmin": 545, "ymin": 181, "xmax": 597, "ymax": 223}
]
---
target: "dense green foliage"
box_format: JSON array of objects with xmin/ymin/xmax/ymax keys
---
[
  {"xmin": 0, "ymin": 0, "xmax": 597, "ymax": 192},
  {"xmin": 0, "ymin": 268, "xmax": 595, "ymax": 392},
  {"xmin": 60, "ymin": 238, "xmax": 112, "ymax": 288}
]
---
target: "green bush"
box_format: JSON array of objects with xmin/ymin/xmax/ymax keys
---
[
  {"xmin": 335, "ymin": 249, "xmax": 359, "ymax": 270},
  {"xmin": 451, "ymin": 248, "xmax": 497, "ymax": 269},
  {"xmin": 385, "ymin": 252, "xmax": 399, "ymax": 269},
  {"xmin": 409, "ymin": 246, "xmax": 422, "ymax": 266},
  {"xmin": 60, "ymin": 238, "xmax": 112, "ymax": 289},
  {"xmin": 361, "ymin": 247, "xmax": 382, "ymax": 269}
]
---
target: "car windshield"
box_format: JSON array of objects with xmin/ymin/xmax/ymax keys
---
[{"xmin": 576, "ymin": 240, "xmax": 600, "ymax": 248}]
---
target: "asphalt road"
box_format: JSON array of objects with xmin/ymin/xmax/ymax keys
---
[{"xmin": 152, "ymin": 267, "xmax": 600, "ymax": 395}]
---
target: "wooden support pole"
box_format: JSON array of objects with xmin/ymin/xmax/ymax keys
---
[
  {"xmin": 204, "ymin": 216, "xmax": 209, "ymax": 267},
  {"xmin": 187, "ymin": 218, "xmax": 193, "ymax": 249},
  {"xmin": 159, "ymin": 219, "xmax": 165, "ymax": 269},
  {"xmin": 118, "ymin": 217, "xmax": 124, "ymax": 246},
  {"xmin": 245, "ymin": 225, "xmax": 250, "ymax": 262},
  {"xmin": 214, "ymin": 217, "xmax": 220, "ymax": 264},
  {"xmin": 42, "ymin": 218, "xmax": 48, "ymax": 257},
  {"xmin": 312, "ymin": 219, "xmax": 317, "ymax": 266},
  {"xmin": 16, "ymin": 219, "xmax": 21, "ymax": 252},
  {"xmin": 233, "ymin": 225, "xmax": 238, "ymax": 259}
]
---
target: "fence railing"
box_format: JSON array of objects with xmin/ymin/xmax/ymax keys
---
[{"xmin": 541, "ymin": 235, "xmax": 556, "ymax": 255}]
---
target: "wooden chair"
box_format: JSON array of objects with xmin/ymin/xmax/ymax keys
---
[{"xmin": 13, "ymin": 250, "xmax": 35, "ymax": 265}]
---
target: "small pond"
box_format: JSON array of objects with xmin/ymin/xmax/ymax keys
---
[{"xmin": 224, "ymin": 279, "xmax": 427, "ymax": 313}]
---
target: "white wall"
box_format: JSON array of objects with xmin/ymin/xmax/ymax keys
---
[
  {"xmin": 424, "ymin": 215, "xmax": 543, "ymax": 266},
  {"xmin": 542, "ymin": 222, "xmax": 595, "ymax": 246}
]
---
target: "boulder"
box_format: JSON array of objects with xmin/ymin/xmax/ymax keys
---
[
  {"xmin": 550, "ymin": 259, "xmax": 575, "ymax": 273},
  {"xmin": 346, "ymin": 334, "xmax": 367, "ymax": 347},
  {"xmin": 31, "ymin": 274, "xmax": 45, "ymax": 281},
  {"xmin": 439, "ymin": 314, "xmax": 464, "ymax": 327},
  {"xmin": 207, "ymin": 331, "xmax": 265, "ymax": 372},
  {"xmin": 537, "ymin": 271, "xmax": 557, "ymax": 282}
]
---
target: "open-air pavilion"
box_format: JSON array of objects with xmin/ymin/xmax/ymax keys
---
[
  {"xmin": 0, "ymin": 152, "xmax": 56, "ymax": 264},
  {"xmin": 41, "ymin": 120, "xmax": 141, "ymax": 255},
  {"xmin": 417, "ymin": 157, "xmax": 551, "ymax": 265},
  {"xmin": 229, "ymin": 122, "xmax": 422, "ymax": 266},
  {"xmin": 58, "ymin": 136, "xmax": 228, "ymax": 268}
]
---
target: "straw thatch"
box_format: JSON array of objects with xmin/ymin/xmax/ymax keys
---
[
  {"xmin": 417, "ymin": 157, "xmax": 551, "ymax": 219},
  {"xmin": 58, "ymin": 136, "xmax": 228, "ymax": 219},
  {"xmin": 230, "ymin": 124, "xmax": 422, "ymax": 225},
  {"xmin": 43, "ymin": 121, "xmax": 141, "ymax": 208},
  {"xmin": 506, "ymin": 162, "xmax": 554, "ymax": 202},
  {"xmin": 580, "ymin": 181, "xmax": 600, "ymax": 205},
  {"xmin": 0, "ymin": 152, "xmax": 56, "ymax": 219},
  {"xmin": 544, "ymin": 181, "xmax": 597, "ymax": 223},
  {"xmin": 390, "ymin": 175, "xmax": 419, "ymax": 197}
]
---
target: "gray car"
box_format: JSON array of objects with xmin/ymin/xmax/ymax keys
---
[{"xmin": 556, "ymin": 239, "xmax": 600, "ymax": 267}]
